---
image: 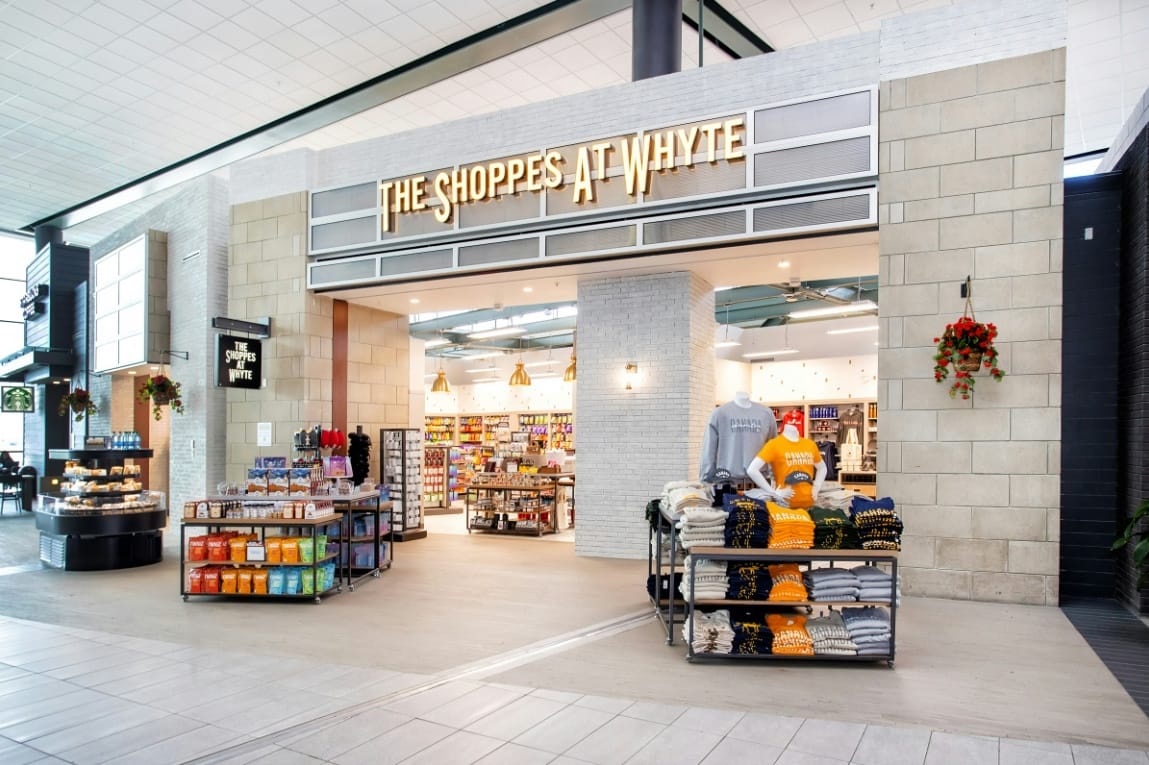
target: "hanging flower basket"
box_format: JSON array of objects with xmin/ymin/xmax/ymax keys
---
[
  {"xmin": 59, "ymin": 387, "xmax": 98, "ymax": 422},
  {"xmin": 933, "ymin": 317, "xmax": 1004, "ymax": 400},
  {"xmin": 138, "ymin": 375, "xmax": 186, "ymax": 421}
]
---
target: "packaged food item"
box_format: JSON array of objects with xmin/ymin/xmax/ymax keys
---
[
  {"xmin": 207, "ymin": 535, "xmax": 230, "ymax": 562},
  {"xmin": 188, "ymin": 568, "xmax": 204, "ymax": 593},
  {"xmin": 300, "ymin": 569, "xmax": 314, "ymax": 595},
  {"xmin": 289, "ymin": 467, "xmax": 311, "ymax": 495},
  {"xmin": 220, "ymin": 569, "xmax": 238, "ymax": 594},
  {"xmin": 298, "ymin": 536, "xmax": 314, "ymax": 564},
  {"xmin": 188, "ymin": 536, "xmax": 208, "ymax": 561},
  {"xmin": 253, "ymin": 569, "xmax": 269, "ymax": 595},
  {"xmin": 246, "ymin": 468, "xmax": 268, "ymax": 495},
  {"xmin": 202, "ymin": 567, "xmax": 221, "ymax": 593},
  {"xmin": 246, "ymin": 541, "xmax": 266, "ymax": 562},
  {"xmin": 268, "ymin": 568, "xmax": 285, "ymax": 595},
  {"xmin": 229, "ymin": 538, "xmax": 247, "ymax": 563},
  {"xmin": 285, "ymin": 569, "xmax": 301, "ymax": 595},
  {"xmin": 267, "ymin": 468, "xmax": 289, "ymax": 496},
  {"xmin": 281, "ymin": 538, "xmax": 299, "ymax": 563},
  {"xmin": 266, "ymin": 537, "xmax": 282, "ymax": 563},
  {"xmin": 237, "ymin": 568, "xmax": 253, "ymax": 594},
  {"xmin": 316, "ymin": 535, "xmax": 328, "ymax": 560},
  {"xmin": 183, "ymin": 501, "xmax": 197, "ymax": 519}
]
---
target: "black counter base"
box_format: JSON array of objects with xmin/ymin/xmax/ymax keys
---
[{"xmin": 39, "ymin": 531, "xmax": 163, "ymax": 571}]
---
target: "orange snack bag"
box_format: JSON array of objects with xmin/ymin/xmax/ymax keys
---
[
  {"xmin": 188, "ymin": 536, "xmax": 208, "ymax": 561},
  {"xmin": 253, "ymin": 569, "xmax": 269, "ymax": 594},
  {"xmin": 220, "ymin": 569, "xmax": 238, "ymax": 594},
  {"xmin": 202, "ymin": 567, "xmax": 221, "ymax": 593},
  {"xmin": 266, "ymin": 537, "xmax": 282, "ymax": 563},
  {"xmin": 207, "ymin": 536, "xmax": 230, "ymax": 562},
  {"xmin": 280, "ymin": 538, "xmax": 300, "ymax": 564},
  {"xmin": 188, "ymin": 568, "xmax": 203, "ymax": 593},
  {"xmin": 229, "ymin": 538, "xmax": 247, "ymax": 563},
  {"xmin": 237, "ymin": 569, "xmax": 253, "ymax": 594}
]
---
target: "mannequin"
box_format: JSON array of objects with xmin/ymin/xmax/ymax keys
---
[
  {"xmin": 746, "ymin": 423, "xmax": 827, "ymax": 508},
  {"xmin": 698, "ymin": 391, "xmax": 777, "ymax": 483}
]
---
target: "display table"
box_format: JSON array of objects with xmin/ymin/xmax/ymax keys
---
[
  {"xmin": 464, "ymin": 481, "xmax": 559, "ymax": 536},
  {"xmin": 38, "ymin": 449, "xmax": 165, "ymax": 571}
]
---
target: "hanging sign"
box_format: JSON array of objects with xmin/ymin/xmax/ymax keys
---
[
  {"xmin": 216, "ymin": 334, "xmax": 262, "ymax": 389},
  {"xmin": 19, "ymin": 284, "xmax": 48, "ymax": 320}
]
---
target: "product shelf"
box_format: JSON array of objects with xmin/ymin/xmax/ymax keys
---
[{"xmin": 183, "ymin": 553, "xmax": 340, "ymax": 568}]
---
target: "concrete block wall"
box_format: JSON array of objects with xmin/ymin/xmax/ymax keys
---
[
  {"xmin": 226, "ymin": 191, "xmax": 333, "ymax": 481},
  {"xmin": 346, "ymin": 302, "xmax": 411, "ymax": 470},
  {"xmin": 575, "ymin": 272, "xmax": 714, "ymax": 559},
  {"xmin": 878, "ymin": 49, "xmax": 1065, "ymax": 605}
]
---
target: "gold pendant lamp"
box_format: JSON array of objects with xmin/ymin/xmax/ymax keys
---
[
  {"xmin": 430, "ymin": 368, "xmax": 450, "ymax": 393},
  {"xmin": 509, "ymin": 340, "xmax": 531, "ymax": 386},
  {"xmin": 563, "ymin": 330, "xmax": 576, "ymax": 382}
]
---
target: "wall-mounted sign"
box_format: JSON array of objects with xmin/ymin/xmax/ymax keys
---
[
  {"xmin": 216, "ymin": 333, "xmax": 262, "ymax": 389},
  {"xmin": 19, "ymin": 284, "xmax": 48, "ymax": 320},
  {"xmin": 1, "ymin": 386, "xmax": 34, "ymax": 413},
  {"xmin": 380, "ymin": 117, "xmax": 745, "ymax": 231}
]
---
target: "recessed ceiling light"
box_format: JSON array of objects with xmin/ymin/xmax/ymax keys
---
[
  {"xmin": 523, "ymin": 361, "xmax": 556, "ymax": 369},
  {"xmin": 470, "ymin": 377, "xmax": 502, "ymax": 383},
  {"xmin": 778, "ymin": 261, "xmax": 790, "ymax": 268},
  {"xmin": 465, "ymin": 366, "xmax": 500, "ymax": 374},
  {"xmin": 409, "ymin": 298, "xmax": 420, "ymax": 304},
  {"xmin": 521, "ymin": 329, "xmax": 571, "ymax": 340},
  {"xmin": 469, "ymin": 327, "xmax": 526, "ymax": 339},
  {"xmin": 715, "ymin": 340, "xmax": 742, "ymax": 348},
  {"xmin": 459, "ymin": 351, "xmax": 505, "ymax": 360},
  {"xmin": 826, "ymin": 325, "xmax": 879, "ymax": 335},
  {"xmin": 522, "ymin": 286, "xmax": 533, "ymax": 293},
  {"xmin": 788, "ymin": 300, "xmax": 877, "ymax": 320},
  {"xmin": 741, "ymin": 349, "xmax": 800, "ymax": 359}
]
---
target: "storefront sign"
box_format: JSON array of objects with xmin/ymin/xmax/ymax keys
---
[
  {"xmin": 19, "ymin": 284, "xmax": 47, "ymax": 320},
  {"xmin": 380, "ymin": 117, "xmax": 745, "ymax": 232},
  {"xmin": 1, "ymin": 386, "xmax": 34, "ymax": 413},
  {"xmin": 216, "ymin": 334, "xmax": 262, "ymax": 389}
]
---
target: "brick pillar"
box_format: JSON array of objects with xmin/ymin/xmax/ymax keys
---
[{"xmin": 574, "ymin": 272, "xmax": 714, "ymax": 558}]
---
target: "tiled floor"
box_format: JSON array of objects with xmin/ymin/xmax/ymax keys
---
[{"xmin": 1, "ymin": 616, "xmax": 1147, "ymax": 765}]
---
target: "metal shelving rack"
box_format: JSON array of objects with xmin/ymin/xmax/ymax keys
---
[{"xmin": 381, "ymin": 428, "xmax": 427, "ymax": 541}]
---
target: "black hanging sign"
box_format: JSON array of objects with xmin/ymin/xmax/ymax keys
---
[{"xmin": 216, "ymin": 333, "xmax": 262, "ymax": 389}]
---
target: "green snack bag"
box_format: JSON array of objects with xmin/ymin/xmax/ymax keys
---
[
  {"xmin": 301, "ymin": 569, "xmax": 315, "ymax": 595},
  {"xmin": 316, "ymin": 535, "xmax": 328, "ymax": 559},
  {"xmin": 298, "ymin": 537, "xmax": 314, "ymax": 564}
]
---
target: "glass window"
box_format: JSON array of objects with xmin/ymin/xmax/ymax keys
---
[{"xmin": 0, "ymin": 233, "xmax": 34, "ymax": 464}]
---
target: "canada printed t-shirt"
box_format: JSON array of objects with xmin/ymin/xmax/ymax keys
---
[{"xmin": 755, "ymin": 435, "xmax": 823, "ymax": 509}]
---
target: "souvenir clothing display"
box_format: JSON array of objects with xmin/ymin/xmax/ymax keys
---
[
  {"xmin": 754, "ymin": 435, "xmax": 824, "ymax": 509},
  {"xmin": 781, "ymin": 408, "xmax": 806, "ymax": 437},
  {"xmin": 684, "ymin": 609, "xmax": 734, "ymax": 654},
  {"xmin": 806, "ymin": 612, "xmax": 858, "ymax": 655},
  {"xmin": 852, "ymin": 565, "xmax": 901, "ymax": 604},
  {"xmin": 809, "ymin": 506, "xmax": 861, "ymax": 549},
  {"xmin": 766, "ymin": 613, "xmax": 814, "ymax": 656},
  {"xmin": 849, "ymin": 496, "xmax": 903, "ymax": 550},
  {"xmin": 698, "ymin": 397, "xmax": 777, "ymax": 482},
  {"xmin": 766, "ymin": 502, "xmax": 815, "ymax": 549},
  {"xmin": 724, "ymin": 494, "xmax": 770, "ymax": 548},
  {"xmin": 766, "ymin": 563, "xmax": 807, "ymax": 601},
  {"xmin": 726, "ymin": 562, "xmax": 772, "ymax": 600},
  {"xmin": 803, "ymin": 567, "xmax": 861, "ymax": 601}
]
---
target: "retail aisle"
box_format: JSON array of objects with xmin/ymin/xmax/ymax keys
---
[{"xmin": 0, "ymin": 615, "xmax": 1145, "ymax": 765}]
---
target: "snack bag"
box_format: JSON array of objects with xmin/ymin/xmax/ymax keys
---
[
  {"xmin": 220, "ymin": 569, "xmax": 238, "ymax": 594},
  {"xmin": 188, "ymin": 567, "xmax": 204, "ymax": 593},
  {"xmin": 301, "ymin": 569, "xmax": 314, "ymax": 595},
  {"xmin": 253, "ymin": 569, "xmax": 269, "ymax": 595},
  {"xmin": 285, "ymin": 569, "xmax": 301, "ymax": 595},
  {"xmin": 266, "ymin": 537, "xmax": 282, "ymax": 563},
  {"xmin": 203, "ymin": 567, "xmax": 221, "ymax": 593},
  {"xmin": 268, "ymin": 568, "xmax": 285, "ymax": 595},
  {"xmin": 281, "ymin": 538, "xmax": 299, "ymax": 563},
  {"xmin": 207, "ymin": 535, "xmax": 229, "ymax": 562},
  {"xmin": 298, "ymin": 537, "xmax": 314, "ymax": 564},
  {"xmin": 229, "ymin": 538, "xmax": 247, "ymax": 563},
  {"xmin": 188, "ymin": 536, "xmax": 208, "ymax": 561},
  {"xmin": 316, "ymin": 535, "xmax": 328, "ymax": 559},
  {"xmin": 237, "ymin": 568, "xmax": 253, "ymax": 594}
]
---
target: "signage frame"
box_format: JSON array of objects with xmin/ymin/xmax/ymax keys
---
[{"xmin": 215, "ymin": 333, "xmax": 263, "ymax": 389}]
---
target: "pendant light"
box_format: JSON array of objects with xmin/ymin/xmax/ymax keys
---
[
  {"xmin": 509, "ymin": 340, "xmax": 531, "ymax": 386},
  {"xmin": 430, "ymin": 368, "xmax": 450, "ymax": 393},
  {"xmin": 563, "ymin": 330, "xmax": 577, "ymax": 382}
]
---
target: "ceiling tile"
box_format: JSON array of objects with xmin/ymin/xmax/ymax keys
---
[
  {"xmin": 804, "ymin": 3, "xmax": 857, "ymax": 37},
  {"xmin": 146, "ymin": 11, "xmax": 200, "ymax": 43},
  {"xmin": 763, "ymin": 16, "xmax": 817, "ymax": 47},
  {"xmin": 166, "ymin": 0, "xmax": 226, "ymax": 31}
]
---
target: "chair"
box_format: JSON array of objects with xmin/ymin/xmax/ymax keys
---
[{"xmin": 0, "ymin": 471, "xmax": 21, "ymax": 514}]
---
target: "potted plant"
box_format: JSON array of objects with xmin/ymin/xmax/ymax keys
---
[
  {"xmin": 1113, "ymin": 499, "xmax": 1149, "ymax": 588},
  {"xmin": 59, "ymin": 387, "xmax": 98, "ymax": 422},
  {"xmin": 933, "ymin": 315, "xmax": 1005, "ymax": 400},
  {"xmin": 138, "ymin": 374, "xmax": 186, "ymax": 420}
]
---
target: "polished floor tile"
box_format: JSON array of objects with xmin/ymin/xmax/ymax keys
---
[
  {"xmin": 923, "ymin": 732, "xmax": 998, "ymax": 765},
  {"xmin": 1072, "ymin": 744, "xmax": 1149, "ymax": 765},
  {"xmin": 626, "ymin": 725, "xmax": 723, "ymax": 765},
  {"xmin": 53, "ymin": 713, "xmax": 203, "ymax": 765},
  {"xmin": 851, "ymin": 724, "xmax": 931, "ymax": 765},
  {"xmin": 419, "ymin": 684, "xmax": 526, "ymax": 729},
  {"xmin": 572, "ymin": 694, "xmax": 632, "ymax": 714},
  {"xmin": 465, "ymin": 695, "xmax": 566, "ymax": 741},
  {"xmin": 399, "ymin": 729, "xmax": 504, "ymax": 765},
  {"xmin": 473, "ymin": 742, "xmax": 556, "ymax": 765},
  {"xmin": 699, "ymin": 736, "xmax": 784, "ymax": 765},
  {"xmin": 280, "ymin": 707, "xmax": 412, "ymax": 760},
  {"xmin": 787, "ymin": 719, "xmax": 865, "ymax": 761},
  {"xmin": 620, "ymin": 700, "xmax": 687, "ymax": 725},
  {"xmin": 561, "ymin": 713, "xmax": 663, "ymax": 765},
  {"xmin": 675, "ymin": 706, "xmax": 746, "ymax": 737},
  {"xmin": 726, "ymin": 711, "xmax": 804, "ymax": 749},
  {"xmin": 333, "ymin": 718, "xmax": 455, "ymax": 765},
  {"xmin": 512, "ymin": 705, "xmax": 614, "ymax": 754},
  {"xmin": 998, "ymin": 737, "xmax": 1074, "ymax": 765}
]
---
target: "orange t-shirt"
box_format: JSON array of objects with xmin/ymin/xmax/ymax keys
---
[{"xmin": 755, "ymin": 435, "xmax": 823, "ymax": 509}]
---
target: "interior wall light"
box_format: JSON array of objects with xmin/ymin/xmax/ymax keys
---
[{"xmin": 624, "ymin": 362, "xmax": 638, "ymax": 390}]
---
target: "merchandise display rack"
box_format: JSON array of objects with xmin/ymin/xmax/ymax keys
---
[
  {"xmin": 464, "ymin": 480, "xmax": 558, "ymax": 536},
  {"xmin": 381, "ymin": 428, "xmax": 427, "ymax": 541},
  {"xmin": 650, "ymin": 505, "xmax": 898, "ymax": 667}
]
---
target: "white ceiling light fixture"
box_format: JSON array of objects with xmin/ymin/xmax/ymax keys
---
[
  {"xmin": 788, "ymin": 300, "xmax": 878, "ymax": 321},
  {"xmin": 523, "ymin": 361, "xmax": 557, "ymax": 369},
  {"xmin": 423, "ymin": 338, "xmax": 451, "ymax": 348},
  {"xmin": 521, "ymin": 329, "xmax": 572, "ymax": 340},
  {"xmin": 471, "ymin": 377, "xmax": 502, "ymax": 383},
  {"xmin": 715, "ymin": 304, "xmax": 742, "ymax": 348},
  {"xmin": 742, "ymin": 349, "xmax": 800, "ymax": 359},
  {"xmin": 469, "ymin": 326, "xmax": 526, "ymax": 340},
  {"xmin": 826, "ymin": 325, "xmax": 879, "ymax": 335},
  {"xmin": 458, "ymin": 351, "xmax": 506, "ymax": 360},
  {"xmin": 465, "ymin": 366, "xmax": 500, "ymax": 374}
]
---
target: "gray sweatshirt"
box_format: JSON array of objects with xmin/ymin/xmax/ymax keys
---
[{"xmin": 698, "ymin": 400, "xmax": 778, "ymax": 482}]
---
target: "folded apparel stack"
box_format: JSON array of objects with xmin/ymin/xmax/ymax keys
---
[
  {"xmin": 808, "ymin": 507, "xmax": 861, "ymax": 549},
  {"xmin": 662, "ymin": 481, "xmax": 714, "ymax": 523},
  {"xmin": 724, "ymin": 495, "xmax": 770, "ymax": 548},
  {"xmin": 806, "ymin": 612, "xmax": 858, "ymax": 655},
  {"xmin": 841, "ymin": 606, "xmax": 892, "ymax": 656},
  {"xmin": 680, "ymin": 556, "xmax": 729, "ymax": 600},
  {"xmin": 766, "ymin": 502, "xmax": 815, "ymax": 549},
  {"xmin": 683, "ymin": 609, "xmax": 734, "ymax": 654},
  {"xmin": 803, "ymin": 567, "xmax": 861, "ymax": 601},
  {"xmin": 677, "ymin": 506, "xmax": 728, "ymax": 550},
  {"xmin": 726, "ymin": 562, "xmax": 772, "ymax": 600},
  {"xmin": 851, "ymin": 565, "xmax": 901, "ymax": 604},
  {"xmin": 732, "ymin": 620, "xmax": 773, "ymax": 655},
  {"xmin": 815, "ymin": 484, "xmax": 863, "ymax": 511},
  {"xmin": 767, "ymin": 563, "xmax": 808, "ymax": 601},
  {"xmin": 766, "ymin": 613, "xmax": 814, "ymax": 656},
  {"xmin": 849, "ymin": 496, "xmax": 904, "ymax": 551}
]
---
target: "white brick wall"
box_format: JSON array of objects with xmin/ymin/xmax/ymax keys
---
[{"xmin": 574, "ymin": 272, "xmax": 714, "ymax": 559}]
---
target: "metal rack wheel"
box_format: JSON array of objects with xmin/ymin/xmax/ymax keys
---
[
  {"xmin": 314, "ymin": 596, "xmax": 322, "ymax": 604},
  {"xmin": 182, "ymin": 594, "xmax": 188, "ymax": 601},
  {"xmin": 373, "ymin": 570, "xmax": 381, "ymax": 577}
]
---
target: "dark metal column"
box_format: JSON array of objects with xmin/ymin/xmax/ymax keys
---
[
  {"xmin": 33, "ymin": 225, "xmax": 62, "ymax": 251},
  {"xmin": 633, "ymin": 0, "xmax": 682, "ymax": 81}
]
